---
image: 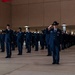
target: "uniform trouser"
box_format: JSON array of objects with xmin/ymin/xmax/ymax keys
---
[
  {"xmin": 51, "ymin": 45, "xmax": 60, "ymax": 63},
  {"xmin": 27, "ymin": 44, "xmax": 31, "ymax": 52},
  {"xmin": 47, "ymin": 45, "xmax": 52, "ymax": 55},
  {"xmin": 6, "ymin": 42, "xmax": 11, "ymax": 57},
  {"xmin": 0, "ymin": 41, "xmax": 1, "ymax": 49},
  {"xmin": 25, "ymin": 42, "xmax": 28, "ymax": 49},
  {"xmin": 40, "ymin": 41, "xmax": 44, "ymax": 49},
  {"xmin": 1, "ymin": 41, "xmax": 5, "ymax": 52},
  {"xmin": 35, "ymin": 41, "xmax": 38, "ymax": 51},
  {"xmin": 17, "ymin": 42, "xmax": 23, "ymax": 54},
  {"xmin": 31, "ymin": 41, "xmax": 35, "ymax": 48},
  {"xmin": 61, "ymin": 43, "xmax": 65, "ymax": 50},
  {"xmin": 11, "ymin": 43, "xmax": 15, "ymax": 50}
]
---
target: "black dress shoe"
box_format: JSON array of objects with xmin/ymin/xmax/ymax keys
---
[
  {"xmin": 5, "ymin": 56, "xmax": 11, "ymax": 58},
  {"xmin": 52, "ymin": 62, "xmax": 56, "ymax": 64},
  {"xmin": 1, "ymin": 51, "xmax": 5, "ymax": 52},
  {"xmin": 17, "ymin": 54, "xmax": 22, "ymax": 55},
  {"xmin": 8, "ymin": 56, "xmax": 11, "ymax": 58},
  {"xmin": 26, "ymin": 52, "xmax": 31, "ymax": 53},
  {"xmin": 56, "ymin": 63, "xmax": 59, "ymax": 64},
  {"xmin": 5, "ymin": 56, "xmax": 9, "ymax": 58},
  {"xmin": 35, "ymin": 50, "xmax": 38, "ymax": 51},
  {"xmin": 40, "ymin": 48, "xmax": 44, "ymax": 50}
]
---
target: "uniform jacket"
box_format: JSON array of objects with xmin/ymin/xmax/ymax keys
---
[
  {"xmin": 17, "ymin": 32, "xmax": 24, "ymax": 43},
  {"xmin": 26, "ymin": 32, "xmax": 32, "ymax": 43},
  {"xmin": 49, "ymin": 28, "xmax": 62, "ymax": 47},
  {"xmin": 5, "ymin": 29, "xmax": 13, "ymax": 43}
]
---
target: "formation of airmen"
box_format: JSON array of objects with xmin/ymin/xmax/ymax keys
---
[{"xmin": 0, "ymin": 21, "xmax": 75, "ymax": 64}]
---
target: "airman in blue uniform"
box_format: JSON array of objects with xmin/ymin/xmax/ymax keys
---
[
  {"xmin": 31, "ymin": 32, "xmax": 35, "ymax": 48},
  {"xmin": 0, "ymin": 32, "xmax": 1, "ymax": 49},
  {"xmin": 39, "ymin": 32, "xmax": 44, "ymax": 50},
  {"xmin": 11, "ymin": 31, "xmax": 16, "ymax": 51},
  {"xmin": 45, "ymin": 28, "xmax": 52, "ymax": 56},
  {"xmin": 25, "ymin": 28, "xmax": 32, "ymax": 53},
  {"xmin": 48, "ymin": 21, "xmax": 62, "ymax": 64},
  {"xmin": 0, "ymin": 30, "xmax": 5, "ymax": 52},
  {"xmin": 5, "ymin": 24, "xmax": 13, "ymax": 58},
  {"xmin": 34, "ymin": 30, "xmax": 39, "ymax": 51},
  {"xmin": 17, "ymin": 27, "xmax": 24, "ymax": 55}
]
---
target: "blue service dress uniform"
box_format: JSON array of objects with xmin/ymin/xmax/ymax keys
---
[
  {"xmin": 0, "ymin": 34, "xmax": 1, "ymax": 49},
  {"xmin": 11, "ymin": 31, "xmax": 16, "ymax": 51},
  {"xmin": 49, "ymin": 28, "xmax": 62, "ymax": 64},
  {"xmin": 25, "ymin": 32, "xmax": 32, "ymax": 53},
  {"xmin": 17, "ymin": 32, "xmax": 24, "ymax": 55},
  {"xmin": 5, "ymin": 29, "xmax": 13, "ymax": 58},
  {"xmin": 34, "ymin": 33, "xmax": 39, "ymax": 51},
  {"xmin": 1, "ymin": 33, "xmax": 5, "ymax": 52},
  {"xmin": 31, "ymin": 33, "xmax": 35, "ymax": 48},
  {"xmin": 45, "ymin": 28, "xmax": 52, "ymax": 56},
  {"xmin": 39, "ymin": 33, "xmax": 44, "ymax": 50}
]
